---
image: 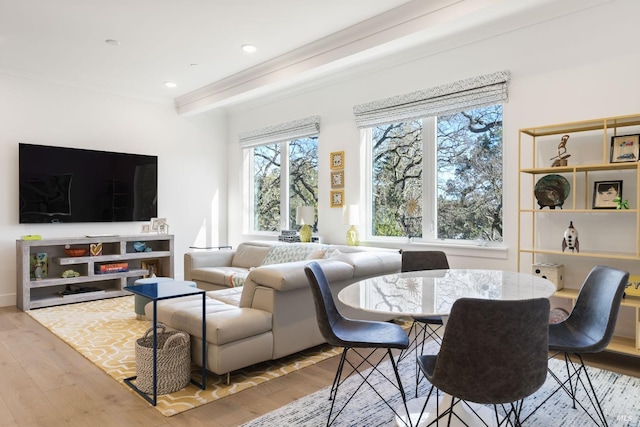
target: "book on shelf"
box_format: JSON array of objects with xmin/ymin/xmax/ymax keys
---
[
  {"xmin": 58, "ymin": 286, "xmax": 105, "ymax": 298},
  {"xmin": 95, "ymin": 262, "xmax": 129, "ymax": 274}
]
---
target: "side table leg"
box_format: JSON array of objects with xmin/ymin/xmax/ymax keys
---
[{"xmin": 201, "ymin": 292, "xmax": 207, "ymax": 389}]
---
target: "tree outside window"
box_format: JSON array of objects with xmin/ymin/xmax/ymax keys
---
[
  {"xmin": 252, "ymin": 136, "xmax": 318, "ymax": 232},
  {"xmin": 369, "ymin": 105, "xmax": 503, "ymax": 243}
]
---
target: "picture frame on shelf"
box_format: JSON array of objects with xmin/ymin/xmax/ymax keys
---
[
  {"xmin": 140, "ymin": 224, "xmax": 150, "ymax": 233},
  {"xmin": 150, "ymin": 217, "xmax": 168, "ymax": 233},
  {"xmin": 610, "ymin": 134, "xmax": 639, "ymax": 163},
  {"xmin": 593, "ymin": 180, "xmax": 622, "ymax": 209},
  {"xmin": 331, "ymin": 170, "xmax": 344, "ymax": 189},
  {"xmin": 330, "ymin": 151, "xmax": 344, "ymax": 170},
  {"xmin": 330, "ymin": 190, "xmax": 344, "ymax": 208},
  {"xmin": 141, "ymin": 259, "xmax": 161, "ymax": 278}
]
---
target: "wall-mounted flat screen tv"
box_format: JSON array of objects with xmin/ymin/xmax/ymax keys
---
[{"xmin": 19, "ymin": 143, "xmax": 157, "ymax": 223}]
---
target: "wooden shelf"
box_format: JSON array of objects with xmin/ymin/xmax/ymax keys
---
[
  {"xmin": 16, "ymin": 235, "xmax": 174, "ymax": 310},
  {"xmin": 519, "ymin": 113, "xmax": 640, "ymax": 359}
]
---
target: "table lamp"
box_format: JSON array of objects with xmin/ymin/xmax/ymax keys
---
[
  {"xmin": 296, "ymin": 206, "xmax": 315, "ymax": 243},
  {"xmin": 343, "ymin": 204, "xmax": 360, "ymax": 246}
]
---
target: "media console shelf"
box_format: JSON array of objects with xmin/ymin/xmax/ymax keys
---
[{"xmin": 17, "ymin": 234, "xmax": 174, "ymax": 310}]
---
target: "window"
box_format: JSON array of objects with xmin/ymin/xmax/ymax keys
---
[
  {"xmin": 368, "ymin": 105, "xmax": 503, "ymax": 243},
  {"xmin": 251, "ymin": 136, "xmax": 318, "ymax": 232}
]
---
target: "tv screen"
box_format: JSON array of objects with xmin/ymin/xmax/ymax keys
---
[{"xmin": 19, "ymin": 143, "xmax": 157, "ymax": 223}]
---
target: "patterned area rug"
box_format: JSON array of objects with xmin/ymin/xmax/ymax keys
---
[
  {"xmin": 27, "ymin": 296, "xmax": 341, "ymax": 416},
  {"xmin": 241, "ymin": 341, "xmax": 640, "ymax": 427}
]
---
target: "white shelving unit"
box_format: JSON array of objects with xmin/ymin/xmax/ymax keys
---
[
  {"xmin": 518, "ymin": 114, "xmax": 640, "ymax": 357},
  {"xmin": 17, "ymin": 234, "xmax": 174, "ymax": 310}
]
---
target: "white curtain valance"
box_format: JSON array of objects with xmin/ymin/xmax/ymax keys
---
[
  {"xmin": 239, "ymin": 116, "xmax": 321, "ymax": 148},
  {"xmin": 353, "ymin": 70, "xmax": 510, "ymax": 128}
]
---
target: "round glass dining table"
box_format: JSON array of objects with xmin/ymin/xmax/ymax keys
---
[
  {"xmin": 337, "ymin": 269, "xmax": 557, "ymax": 427},
  {"xmin": 338, "ymin": 268, "xmax": 557, "ymax": 318}
]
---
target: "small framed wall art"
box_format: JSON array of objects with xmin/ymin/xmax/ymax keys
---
[
  {"xmin": 593, "ymin": 180, "xmax": 622, "ymax": 209},
  {"xmin": 610, "ymin": 135, "xmax": 639, "ymax": 163},
  {"xmin": 331, "ymin": 170, "xmax": 344, "ymax": 189},
  {"xmin": 330, "ymin": 190, "xmax": 344, "ymax": 208},
  {"xmin": 330, "ymin": 151, "xmax": 344, "ymax": 170}
]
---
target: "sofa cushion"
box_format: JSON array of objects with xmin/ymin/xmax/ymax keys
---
[
  {"xmin": 151, "ymin": 296, "xmax": 272, "ymax": 346},
  {"xmin": 231, "ymin": 244, "xmax": 272, "ymax": 269},
  {"xmin": 208, "ymin": 287, "xmax": 243, "ymax": 306},
  {"xmin": 261, "ymin": 243, "xmax": 328, "ymax": 265},
  {"xmin": 190, "ymin": 266, "xmax": 249, "ymax": 287}
]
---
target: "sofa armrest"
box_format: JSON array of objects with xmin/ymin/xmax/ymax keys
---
[{"xmin": 184, "ymin": 251, "xmax": 236, "ymax": 280}]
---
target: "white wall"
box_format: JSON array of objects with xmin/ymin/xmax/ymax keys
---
[
  {"xmin": 225, "ymin": 0, "xmax": 640, "ymax": 275},
  {"xmin": 0, "ymin": 74, "xmax": 228, "ymax": 307}
]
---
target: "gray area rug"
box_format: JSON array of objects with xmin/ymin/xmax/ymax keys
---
[{"xmin": 242, "ymin": 343, "xmax": 640, "ymax": 427}]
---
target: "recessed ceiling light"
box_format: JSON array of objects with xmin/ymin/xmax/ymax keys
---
[
  {"xmin": 105, "ymin": 39, "xmax": 121, "ymax": 46},
  {"xmin": 164, "ymin": 81, "xmax": 177, "ymax": 88},
  {"xmin": 242, "ymin": 44, "xmax": 257, "ymax": 53}
]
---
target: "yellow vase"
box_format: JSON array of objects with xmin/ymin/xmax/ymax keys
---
[{"xmin": 346, "ymin": 225, "xmax": 359, "ymax": 246}]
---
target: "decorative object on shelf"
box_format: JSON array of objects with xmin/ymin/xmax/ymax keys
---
[
  {"xmin": 550, "ymin": 134, "xmax": 571, "ymax": 167},
  {"xmin": 562, "ymin": 221, "xmax": 579, "ymax": 253},
  {"xmin": 331, "ymin": 170, "xmax": 344, "ymax": 189},
  {"xmin": 141, "ymin": 259, "xmax": 161, "ymax": 278},
  {"xmin": 30, "ymin": 252, "xmax": 48, "ymax": 280},
  {"xmin": 613, "ymin": 196, "xmax": 629, "ymax": 210},
  {"xmin": 296, "ymin": 206, "xmax": 315, "ymax": 243},
  {"xmin": 534, "ymin": 174, "xmax": 570, "ymax": 209},
  {"xmin": 61, "ymin": 269, "xmax": 80, "ymax": 278},
  {"xmin": 140, "ymin": 224, "xmax": 150, "ymax": 233},
  {"xmin": 64, "ymin": 245, "xmax": 88, "ymax": 257},
  {"xmin": 330, "ymin": 151, "xmax": 344, "ymax": 170},
  {"xmin": 330, "ymin": 190, "xmax": 344, "ymax": 208},
  {"xmin": 150, "ymin": 217, "xmax": 168, "ymax": 234},
  {"xmin": 623, "ymin": 275, "xmax": 640, "ymax": 298},
  {"xmin": 610, "ymin": 134, "xmax": 639, "ymax": 163},
  {"xmin": 342, "ymin": 204, "xmax": 360, "ymax": 246},
  {"xmin": 593, "ymin": 180, "xmax": 622, "ymax": 209},
  {"xmin": 133, "ymin": 241, "xmax": 147, "ymax": 252},
  {"xmin": 532, "ymin": 263, "xmax": 564, "ymax": 290},
  {"xmin": 90, "ymin": 243, "xmax": 103, "ymax": 256}
]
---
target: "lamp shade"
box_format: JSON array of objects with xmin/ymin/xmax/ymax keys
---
[
  {"xmin": 296, "ymin": 206, "xmax": 315, "ymax": 225},
  {"xmin": 342, "ymin": 204, "xmax": 360, "ymax": 225}
]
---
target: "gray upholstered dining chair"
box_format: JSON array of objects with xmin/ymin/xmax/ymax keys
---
[
  {"xmin": 304, "ymin": 261, "xmax": 411, "ymax": 426},
  {"xmin": 415, "ymin": 297, "xmax": 550, "ymax": 426},
  {"xmin": 398, "ymin": 250, "xmax": 449, "ymax": 396},
  {"xmin": 525, "ymin": 265, "xmax": 628, "ymax": 427}
]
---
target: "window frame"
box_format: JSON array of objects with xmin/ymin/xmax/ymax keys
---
[{"xmin": 364, "ymin": 111, "xmax": 505, "ymax": 247}]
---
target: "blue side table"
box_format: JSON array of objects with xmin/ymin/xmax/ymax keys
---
[
  {"xmin": 124, "ymin": 282, "xmax": 207, "ymax": 406},
  {"xmin": 133, "ymin": 277, "xmax": 174, "ymax": 319}
]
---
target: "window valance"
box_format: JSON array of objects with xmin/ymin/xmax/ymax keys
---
[
  {"xmin": 353, "ymin": 70, "xmax": 510, "ymax": 128},
  {"xmin": 239, "ymin": 116, "xmax": 321, "ymax": 148}
]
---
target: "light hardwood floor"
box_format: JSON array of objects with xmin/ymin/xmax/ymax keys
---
[{"xmin": 1, "ymin": 305, "xmax": 638, "ymax": 427}]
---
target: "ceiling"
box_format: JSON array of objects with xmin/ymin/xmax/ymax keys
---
[{"xmin": 0, "ymin": 0, "xmax": 601, "ymax": 114}]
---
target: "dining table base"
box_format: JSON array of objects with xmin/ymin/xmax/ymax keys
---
[{"xmin": 395, "ymin": 394, "xmax": 497, "ymax": 427}]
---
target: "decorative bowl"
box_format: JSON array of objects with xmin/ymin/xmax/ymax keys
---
[
  {"xmin": 65, "ymin": 248, "xmax": 88, "ymax": 257},
  {"xmin": 534, "ymin": 174, "xmax": 570, "ymax": 209}
]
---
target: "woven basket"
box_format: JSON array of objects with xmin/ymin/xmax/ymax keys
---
[{"xmin": 135, "ymin": 323, "xmax": 191, "ymax": 395}]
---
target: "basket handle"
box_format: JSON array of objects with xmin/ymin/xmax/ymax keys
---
[
  {"xmin": 163, "ymin": 332, "xmax": 188, "ymax": 350},
  {"xmin": 142, "ymin": 323, "xmax": 166, "ymax": 339}
]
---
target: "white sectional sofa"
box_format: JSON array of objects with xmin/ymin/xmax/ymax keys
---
[{"xmin": 148, "ymin": 241, "xmax": 401, "ymax": 382}]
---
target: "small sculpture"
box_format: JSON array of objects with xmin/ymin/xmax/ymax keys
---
[
  {"xmin": 62, "ymin": 269, "xmax": 80, "ymax": 278},
  {"xmin": 550, "ymin": 134, "xmax": 571, "ymax": 167},
  {"xmin": 562, "ymin": 221, "xmax": 579, "ymax": 253}
]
